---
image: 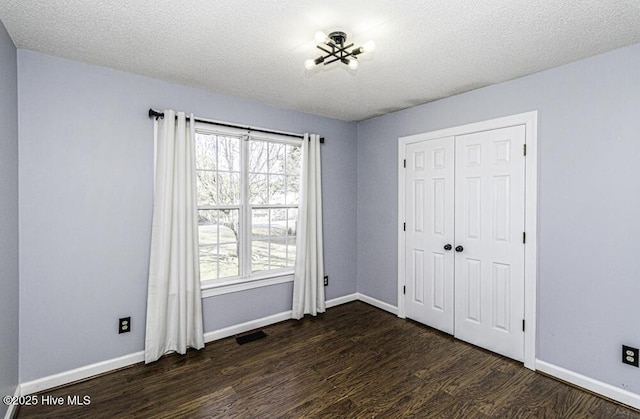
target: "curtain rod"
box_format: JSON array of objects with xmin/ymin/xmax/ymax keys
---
[{"xmin": 148, "ymin": 109, "xmax": 324, "ymax": 143}]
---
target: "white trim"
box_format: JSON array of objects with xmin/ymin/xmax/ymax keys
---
[
  {"xmin": 397, "ymin": 146, "xmax": 407, "ymax": 319},
  {"xmin": 203, "ymin": 294, "xmax": 359, "ymax": 342},
  {"xmin": 202, "ymin": 273, "xmax": 293, "ymax": 298},
  {"xmin": 536, "ymin": 360, "xmax": 640, "ymax": 410},
  {"xmin": 400, "ymin": 112, "xmax": 536, "ymax": 145},
  {"xmin": 15, "ymin": 293, "xmax": 640, "ymax": 413},
  {"xmin": 397, "ymin": 111, "xmax": 538, "ymax": 369},
  {"xmin": 19, "ymin": 351, "xmax": 144, "ymax": 396},
  {"xmin": 15, "ymin": 294, "xmax": 358, "ymax": 396},
  {"xmin": 357, "ymin": 293, "xmax": 399, "ymax": 315},
  {"xmin": 203, "ymin": 310, "xmax": 293, "ymax": 343},
  {"xmin": 3, "ymin": 385, "xmax": 20, "ymax": 419},
  {"xmin": 522, "ymin": 111, "xmax": 538, "ymax": 370},
  {"xmin": 326, "ymin": 293, "xmax": 358, "ymax": 308}
]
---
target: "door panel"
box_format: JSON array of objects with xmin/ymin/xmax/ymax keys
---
[
  {"xmin": 454, "ymin": 125, "xmax": 526, "ymax": 362},
  {"xmin": 405, "ymin": 137, "xmax": 455, "ymax": 334}
]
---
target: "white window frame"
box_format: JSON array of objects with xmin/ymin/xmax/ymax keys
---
[{"xmin": 195, "ymin": 123, "xmax": 302, "ymax": 297}]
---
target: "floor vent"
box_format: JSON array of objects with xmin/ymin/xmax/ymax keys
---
[{"xmin": 236, "ymin": 330, "xmax": 267, "ymax": 345}]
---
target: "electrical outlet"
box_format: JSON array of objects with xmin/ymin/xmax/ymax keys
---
[
  {"xmin": 324, "ymin": 276, "xmax": 328, "ymax": 286},
  {"xmin": 622, "ymin": 345, "xmax": 639, "ymax": 367},
  {"xmin": 119, "ymin": 317, "xmax": 131, "ymax": 334}
]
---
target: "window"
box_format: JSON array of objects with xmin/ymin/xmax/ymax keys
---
[{"xmin": 194, "ymin": 124, "xmax": 301, "ymax": 292}]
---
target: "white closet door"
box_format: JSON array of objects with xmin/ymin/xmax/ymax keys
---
[
  {"xmin": 453, "ymin": 125, "xmax": 526, "ymax": 361},
  {"xmin": 405, "ymin": 137, "xmax": 455, "ymax": 334}
]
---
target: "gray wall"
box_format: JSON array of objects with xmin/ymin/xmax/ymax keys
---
[
  {"xmin": 0, "ymin": 19, "xmax": 19, "ymax": 417},
  {"xmin": 357, "ymin": 43, "xmax": 640, "ymax": 394},
  {"xmin": 17, "ymin": 50, "xmax": 357, "ymax": 382}
]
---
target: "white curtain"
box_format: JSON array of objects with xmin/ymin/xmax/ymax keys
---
[
  {"xmin": 145, "ymin": 110, "xmax": 204, "ymax": 363},
  {"xmin": 292, "ymin": 133, "xmax": 325, "ymax": 319}
]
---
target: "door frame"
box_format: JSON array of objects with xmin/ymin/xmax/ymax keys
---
[{"xmin": 397, "ymin": 111, "xmax": 538, "ymax": 370}]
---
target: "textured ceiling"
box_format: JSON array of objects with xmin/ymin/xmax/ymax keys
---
[{"xmin": 1, "ymin": 1, "xmax": 640, "ymax": 121}]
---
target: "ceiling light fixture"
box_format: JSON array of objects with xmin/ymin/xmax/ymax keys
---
[{"xmin": 305, "ymin": 31, "xmax": 375, "ymax": 70}]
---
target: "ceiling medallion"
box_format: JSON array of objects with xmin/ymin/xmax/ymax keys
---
[{"xmin": 305, "ymin": 31, "xmax": 375, "ymax": 71}]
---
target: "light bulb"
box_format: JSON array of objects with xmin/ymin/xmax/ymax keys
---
[
  {"xmin": 348, "ymin": 59, "xmax": 359, "ymax": 70},
  {"xmin": 314, "ymin": 31, "xmax": 328, "ymax": 44},
  {"xmin": 304, "ymin": 59, "xmax": 316, "ymax": 70},
  {"xmin": 363, "ymin": 40, "xmax": 376, "ymax": 53}
]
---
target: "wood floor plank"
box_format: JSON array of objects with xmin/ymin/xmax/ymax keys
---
[{"xmin": 16, "ymin": 301, "xmax": 640, "ymax": 418}]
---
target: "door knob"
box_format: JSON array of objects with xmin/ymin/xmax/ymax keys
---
[
  {"xmin": 444, "ymin": 244, "xmax": 452, "ymax": 251},
  {"xmin": 455, "ymin": 245, "xmax": 464, "ymax": 252}
]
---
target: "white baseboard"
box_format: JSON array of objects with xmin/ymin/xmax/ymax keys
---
[
  {"xmin": 13, "ymin": 293, "xmax": 392, "ymax": 398},
  {"xmin": 20, "ymin": 351, "xmax": 144, "ymax": 396},
  {"xmin": 204, "ymin": 310, "xmax": 292, "ymax": 343},
  {"xmin": 536, "ymin": 360, "xmax": 640, "ymax": 410},
  {"xmin": 17, "ymin": 295, "xmax": 359, "ymax": 397},
  {"xmin": 15, "ymin": 296, "xmax": 640, "ymax": 414},
  {"xmin": 326, "ymin": 293, "xmax": 358, "ymax": 308},
  {"xmin": 357, "ymin": 292, "xmax": 399, "ymax": 315},
  {"xmin": 3, "ymin": 386, "xmax": 20, "ymax": 419},
  {"xmin": 203, "ymin": 293, "xmax": 360, "ymax": 343}
]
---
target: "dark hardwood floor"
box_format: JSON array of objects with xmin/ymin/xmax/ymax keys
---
[{"xmin": 16, "ymin": 301, "xmax": 640, "ymax": 418}]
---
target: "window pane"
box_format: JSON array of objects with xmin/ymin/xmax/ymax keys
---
[
  {"xmin": 217, "ymin": 136, "xmax": 240, "ymax": 172},
  {"xmin": 218, "ymin": 209, "xmax": 239, "ymax": 243},
  {"xmin": 270, "ymin": 208, "xmax": 287, "ymax": 269},
  {"xmin": 286, "ymin": 175, "xmax": 300, "ymax": 205},
  {"xmin": 251, "ymin": 240, "xmax": 269, "ymax": 273},
  {"xmin": 269, "ymin": 175, "xmax": 285, "ymax": 204},
  {"xmin": 195, "ymin": 133, "xmax": 216, "ymax": 170},
  {"xmin": 287, "ymin": 208, "xmax": 298, "ymax": 238},
  {"xmin": 286, "ymin": 237, "xmax": 296, "ymax": 267},
  {"xmin": 271, "ymin": 209, "xmax": 287, "ymax": 238},
  {"xmin": 249, "ymin": 141, "xmax": 267, "ymax": 173},
  {"xmin": 268, "ymin": 143, "xmax": 285, "ymax": 174},
  {"xmin": 285, "ymin": 145, "xmax": 301, "ymax": 176},
  {"xmin": 217, "ymin": 172, "xmax": 240, "ymax": 205},
  {"xmin": 198, "ymin": 210, "xmax": 239, "ymax": 281},
  {"xmin": 198, "ymin": 210, "xmax": 219, "ymax": 246},
  {"xmin": 196, "ymin": 171, "xmax": 217, "ymax": 206},
  {"xmin": 251, "ymin": 209, "xmax": 269, "ymax": 239},
  {"xmin": 270, "ymin": 241, "xmax": 286, "ymax": 269},
  {"xmin": 198, "ymin": 210, "xmax": 239, "ymax": 244},
  {"xmin": 199, "ymin": 246, "xmax": 218, "ymax": 281},
  {"xmin": 218, "ymin": 243, "xmax": 239, "ymax": 278},
  {"xmin": 251, "ymin": 209, "xmax": 269, "ymax": 272},
  {"xmin": 249, "ymin": 173, "xmax": 268, "ymax": 205},
  {"xmin": 250, "ymin": 208, "xmax": 295, "ymax": 272},
  {"xmin": 286, "ymin": 208, "xmax": 297, "ymax": 267}
]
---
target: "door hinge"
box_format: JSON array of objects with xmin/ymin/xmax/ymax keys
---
[
  {"xmin": 403, "ymin": 159, "xmax": 406, "ymax": 168},
  {"xmin": 523, "ymin": 144, "xmax": 527, "ymax": 156},
  {"xmin": 403, "ymin": 222, "xmax": 406, "ymax": 231},
  {"xmin": 522, "ymin": 319, "xmax": 525, "ymax": 332},
  {"xmin": 523, "ymin": 232, "xmax": 526, "ymax": 244},
  {"xmin": 403, "ymin": 286, "xmax": 406, "ymax": 295}
]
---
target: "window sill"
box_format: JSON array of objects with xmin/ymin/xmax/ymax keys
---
[{"xmin": 201, "ymin": 271, "xmax": 294, "ymax": 298}]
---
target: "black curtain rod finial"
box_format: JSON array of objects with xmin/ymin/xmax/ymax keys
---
[{"xmin": 148, "ymin": 109, "xmax": 164, "ymax": 120}]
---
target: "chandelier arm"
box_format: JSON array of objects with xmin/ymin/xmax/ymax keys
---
[
  {"xmin": 343, "ymin": 51, "xmax": 358, "ymax": 60},
  {"xmin": 323, "ymin": 55, "xmax": 344, "ymax": 65},
  {"xmin": 334, "ymin": 43, "xmax": 354, "ymax": 53},
  {"xmin": 320, "ymin": 42, "xmax": 355, "ymax": 55},
  {"xmin": 320, "ymin": 43, "xmax": 356, "ymax": 62}
]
